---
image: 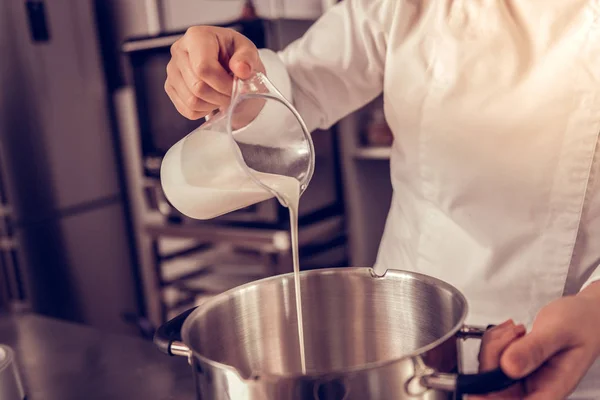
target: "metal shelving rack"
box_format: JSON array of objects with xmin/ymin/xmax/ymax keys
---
[
  {"xmin": 354, "ymin": 146, "xmax": 392, "ymax": 160},
  {"xmin": 0, "ymin": 147, "xmax": 28, "ymax": 312}
]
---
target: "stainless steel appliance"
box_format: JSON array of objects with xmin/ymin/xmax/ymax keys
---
[
  {"xmin": 155, "ymin": 268, "xmax": 519, "ymax": 399},
  {"xmin": 0, "ymin": 0, "xmax": 142, "ymax": 334},
  {"xmin": 0, "ymin": 345, "xmax": 25, "ymax": 400}
]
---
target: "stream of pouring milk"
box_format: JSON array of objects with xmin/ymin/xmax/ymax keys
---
[
  {"xmin": 244, "ymin": 170, "xmax": 305, "ymax": 373},
  {"xmin": 265, "ymin": 175, "xmax": 306, "ymax": 374},
  {"xmin": 247, "ymin": 167, "xmax": 306, "ymax": 374}
]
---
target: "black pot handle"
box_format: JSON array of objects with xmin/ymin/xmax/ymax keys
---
[
  {"xmin": 422, "ymin": 324, "xmax": 521, "ymax": 396},
  {"xmin": 455, "ymin": 367, "xmax": 517, "ymax": 395},
  {"xmin": 154, "ymin": 307, "xmax": 197, "ymax": 356},
  {"xmin": 456, "ymin": 323, "xmax": 519, "ymax": 395}
]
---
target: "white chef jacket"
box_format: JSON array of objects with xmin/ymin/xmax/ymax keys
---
[{"xmin": 249, "ymin": 0, "xmax": 600, "ymax": 397}]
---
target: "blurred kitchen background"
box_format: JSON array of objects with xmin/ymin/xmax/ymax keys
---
[{"xmin": 0, "ymin": 0, "xmax": 393, "ymax": 337}]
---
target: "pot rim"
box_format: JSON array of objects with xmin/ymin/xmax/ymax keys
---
[{"xmin": 181, "ymin": 267, "xmax": 469, "ymax": 380}]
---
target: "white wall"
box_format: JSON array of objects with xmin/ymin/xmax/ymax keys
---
[
  {"xmin": 253, "ymin": 0, "xmax": 323, "ymax": 19},
  {"xmin": 161, "ymin": 0, "xmax": 245, "ymax": 32},
  {"xmin": 105, "ymin": 0, "xmax": 245, "ymax": 40},
  {"xmin": 106, "ymin": 0, "xmax": 327, "ymax": 41}
]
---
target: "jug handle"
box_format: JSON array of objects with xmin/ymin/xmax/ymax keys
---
[
  {"xmin": 421, "ymin": 324, "xmax": 521, "ymax": 396},
  {"xmin": 154, "ymin": 307, "xmax": 197, "ymax": 357}
]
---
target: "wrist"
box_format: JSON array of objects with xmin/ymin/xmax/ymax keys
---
[
  {"xmin": 577, "ymin": 281, "xmax": 600, "ymax": 352},
  {"xmin": 578, "ymin": 280, "xmax": 600, "ymax": 301}
]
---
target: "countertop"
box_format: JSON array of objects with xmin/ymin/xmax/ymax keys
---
[{"xmin": 0, "ymin": 313, "xmax": 195, "ymax": 400}]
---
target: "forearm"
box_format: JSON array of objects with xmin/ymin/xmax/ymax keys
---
[
  {"xmin": 577, "ymin": 278, "xmax": 600, "ymax": 335},
  {"xmin": 579, "ymin": 279, "xmax": 600, "ymax": 301},
  {"xmin": 272, "ymin": 0, "xmax": 391, "ymax": 132},
  {"xmin": 239, "ymin": 0, "xmax": 392, "ymax": 141}
]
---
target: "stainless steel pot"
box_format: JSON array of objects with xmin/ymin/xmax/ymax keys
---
[{"xmin": 155, "ymin": 268, "xmax": 520, "ymax": 399}]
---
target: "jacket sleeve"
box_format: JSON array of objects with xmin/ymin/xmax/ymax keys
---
[{"xmin": 257, "ymin": 0, "xmax": 391, "ymax": 132}]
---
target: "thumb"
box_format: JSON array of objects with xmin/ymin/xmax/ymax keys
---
[
  {"xmin": 500, "ymin": 329, "xmax": 567, "ymax": 379},
  {"xmin": 228, "ymin": 34, "xmax": 263, "ymax": 80}
]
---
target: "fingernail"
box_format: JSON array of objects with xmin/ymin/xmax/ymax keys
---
[
  {"xmin": 508, "ymin": 350, "xmax": 531, "ymax": 375},
  {"xmin": 514, "ymin": 324, "xmax": 526, "ymax": 336},
  {"xmin": 517, "ymin": 355, "xmax": 531, "ymax": 374},
  {"xmin": 237, "ymin": 60, "xmax": 251, "ymax": 71}
]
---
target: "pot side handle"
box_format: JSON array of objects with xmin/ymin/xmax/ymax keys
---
[
  {"xmin": 154, "ymin": 307, "xmax": 197, "ymax": 356},
  {"xmin": 457, "ymin": 323, "xmax": 520, "ymax": 395},
  {"xmin": 456, "ymin": 368, "xmax": 517, "ymax": 395},
  {"xmin": 423, "ymin": 368, "xmax": 517, "ymax": 396},
  {"xmin": 422, "ymin": 324, "xmax": 521, "ymax": 396}
]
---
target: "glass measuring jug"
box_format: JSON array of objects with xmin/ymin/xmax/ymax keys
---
[{"xmin": 160, "ymin": 72, "xmax": 315, "ymax": 220}]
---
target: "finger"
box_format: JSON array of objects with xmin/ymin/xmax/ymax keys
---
[
  {"xmin": 179, "ymin": 31, "xmax": 233, "ymax": 96},
  {"xmin": 501, "ymin": 324, "xmax": 571, "ymax": 379},
  {"xmin": 167, "ymin": 61, "xmax": 224, "ymax": 111},
  {"xmin": 524, "ymin": 347, "xmax": 593, "ymax": 400},
  {"xmin": 164, "ymin": 81, "xmax": 207, "ymax": 121},
  {"xmin": 165, "ymin": 74, "xmax": 217, "ymax": 117},
  {"xmin": 478, "ymin": 320, "xmax": 515, "ymax": 370},
  {"xmin": 470, "ymin": 322, "xmax": 526, "ymax": 400},
  {"xmin": 228, "ymin": 32, "xmax": 263, "ymax": 79},
  {"xmin": 174, "ymin": 52, "xmax": 232, "ymax": 105},
  {"xmin": 479, "ymin": 321, "xmax": 526, "ymax": 371}
]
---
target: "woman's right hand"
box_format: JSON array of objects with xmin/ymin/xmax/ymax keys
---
[{"xmin": 165, "ymin": 26, "xmax": 264, "ymax": 120}]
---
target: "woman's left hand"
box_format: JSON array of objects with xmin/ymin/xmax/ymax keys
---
[{"xmin": 473, "ymin": 282, "xmax": 600, "ymax": 400}]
